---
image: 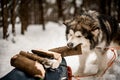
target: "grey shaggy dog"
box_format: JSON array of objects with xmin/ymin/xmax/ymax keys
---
[{"xmin": 64, "ymin": 10, "xmax": 120, "ymax": 80}]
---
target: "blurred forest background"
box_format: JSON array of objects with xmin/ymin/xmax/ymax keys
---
[
  {"xmin": 0, "ymin": 0, "xmax": 120, "ymax": 39},
  {"xmin": 0, "ymin": 0, "xmax": 120, "ymax": 79}
]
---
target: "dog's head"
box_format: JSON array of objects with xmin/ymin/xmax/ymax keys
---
[{"xmin": 64, "ymin": 10, "xmax": 100, "ymax": 50}]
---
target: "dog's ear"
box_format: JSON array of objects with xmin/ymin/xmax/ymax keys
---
[
  {"xmin": 88, "ymin": 10, "xmax": 99, "ymax": 18},
  {"xmin": 63, "ymin": 19, "xmax": 71, "ymax": 26},
  {"xmin": 63, "ymin": 19, "xmax": 77, "ymax": 28},
  {"xmin": 91, "ymin": 22, "xmax": 100, "ymax": 37},
  {"xmin": 81, "ymin": 8, "xmax": 88, "ymax": 15},
  {"xmin": 91, "ymin": 27, "xmax": 99, "ymax": 37}
]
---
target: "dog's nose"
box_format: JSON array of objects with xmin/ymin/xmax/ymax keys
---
[{"xmin": 67, "ymin": 42, "xmax": 74, "ymax": 48}]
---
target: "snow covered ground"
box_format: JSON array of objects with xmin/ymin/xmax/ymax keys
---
[
  {"xmin": 0, "ymin": 22, "xmax": 80, "ymax": 78},
  {"xmin": 0, "ymin": 22, "xmax": 120, "ymax": 80}
]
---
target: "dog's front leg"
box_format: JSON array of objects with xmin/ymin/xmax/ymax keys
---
[
  {"xmin": 94, "ymin": 48, "xmax": 110, "ymax": 77},
  {"xmin": 84, "ymin": 52, "xmax": 99, "ymax": 75}
]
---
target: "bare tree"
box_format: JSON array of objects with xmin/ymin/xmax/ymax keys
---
[
  {"xmin": 19, "ymin": 0, "xmax": 29, "ymax": 35},
  {"xmin": 11, "ymin": 0, "xmax": 17, "ymax": 36},
  {"xmin": 73, "ymin": 0, "xmax": 77, "ymax": 16},
  {"xmin": 39, "ymin": 0, "xmax": 45, "ymax": 30},
  {"xmin": 118, "ymin": 0, "xmax": 120, "ymax": 23},
  {"xmin": 1, "ymin": 0, "xmax": 9, "ymax": 39},
  {"xmin": 57, "ymin": 0, "xmax": 63, "ymax": 19}
]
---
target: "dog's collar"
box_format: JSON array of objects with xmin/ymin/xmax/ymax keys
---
[{"xmin": 96, "ymin": 46, "xmax": 120, "ymax": 50}]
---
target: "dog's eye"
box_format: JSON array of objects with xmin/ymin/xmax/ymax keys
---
[
  {"xmin": 85, "ymin": 36, "xmax": 88, "ymax": 39},
  {"xmin": 77, "ymin": 35, "xmax": 81, "ymax": 38}
]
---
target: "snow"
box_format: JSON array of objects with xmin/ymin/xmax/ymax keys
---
[
  {"xmin": 76, "ymin": 0, "xmax": 82, "ymax": 7},
  {"xmin": 0, "ymin": 22, "xmax": 80, "ymax": 78},
  {"xmin": 70, "ymin": 7, "xmax": 75, "ymax": 14},
  {"xmin": 46, "ymin": 8, "xmax": 53, "ymax": 16},
  {"xmin": 0, "ymin": 22, "xmax": 120, "ymax": 80},
  {"xmin": 46, "ymin": 0, "xmax": 56, "ymax": 4}
]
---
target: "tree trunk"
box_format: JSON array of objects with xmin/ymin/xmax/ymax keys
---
[
  {"xmin": 118, "ymin": 0, "xmax": 120, "ymax": 23},
  {"xmin": 19, "ymin": 0, "xmax": 29, "ymax": 34},
  {"xmin": 11, "ymin": 0, "xmax": 17, "ymax": 36},
  {"xmin": 1, "ymin": 0, "xmax": 9, "ymax": 39},
  {"xmin": 73, "ymin": 0, "xmax": 77, "ymax": 16},
  {"xmin": 100, "ymin": 0, "xmax": 106, "ymax": 14},
  {"xmin": 57, "ymin": 0, "xmax": 63, "ymax": 19},
  {"xmin": 106, "ymin": 0, "xmax": 111, "ymax": 16},
  {"xmin": 39, "ymin": 0, "xmax": 45, "ymax": 30}
]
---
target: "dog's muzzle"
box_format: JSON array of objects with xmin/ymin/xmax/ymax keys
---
[
  {"xmin": 67, "ymin": 42, "xmax": 83, "ymax": 48},
  {"xmin": 67, "ymin": 42, "xmax": 74, "ymax": 48}
]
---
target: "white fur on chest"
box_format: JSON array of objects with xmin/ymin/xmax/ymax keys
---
[
  {"xmin": 84, "ymin": 52, "xmax": 98, "ymax": 74},
  {"xmin": 65, "ymin": 52, "xmax": 99, "ymax": 75}
]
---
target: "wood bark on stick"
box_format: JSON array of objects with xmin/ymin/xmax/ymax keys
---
[
  {"xmin": 13, "ymin": 51, "xmax": 61, "ymax": 69},
  {"xmin": 11, "ymin": 54, "xmax": 45, "ymax": 79},
  {"xmin": 10, "ymin": 45, "xmax": 82, "ymax": 79},
  {"xmin": 19, "ymin": 51, "xmax": 52, "ymax": 66},
  {"xmin": 31, "ymin": 49, "xmax": 61, "ymax": 59},
  {"xmin": 32, "ymin": 44, "xmax": 82, "ymax": 57},
  {"xmin": 49, "ymin": 44, "xmax": 82, "ymax": 57}
]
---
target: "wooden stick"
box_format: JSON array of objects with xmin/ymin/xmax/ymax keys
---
[
  {"xmin": 11, "ymin": 54, "xmax": 45, "ymax": 79},
  {"xmin": 19, "ymin": 51, "xmax": 51, "ymax": 65},
  {"xmin": 10, "ymin": 45, "xmax": 82, "ymax": 78},
  {"xmin": 19, "ymin": 51, "xmax": 62, "ymax": 69},
  {"xmin": 49, "ymin": 44, "xmax": 82, "ymax": 57},
  {"xmin": 32, "ymin": 45, "xmax": 82, "ymax": 57},
  {"xmin": 31, "ymin": 49, "xmax": 61, "ymax": 59}
]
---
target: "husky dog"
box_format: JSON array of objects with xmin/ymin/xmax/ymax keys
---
[{"xmin": 64, "ymin": 10, "xmax": 120, "ymax": 79}]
